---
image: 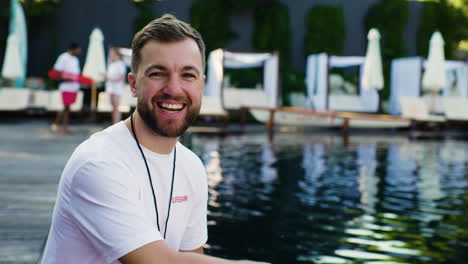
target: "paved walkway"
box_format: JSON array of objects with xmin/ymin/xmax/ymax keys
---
[{"xmin": 0, "ymin": 120, "xmax": 107, "ymax": 264}]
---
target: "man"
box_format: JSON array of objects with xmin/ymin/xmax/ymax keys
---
[
  {"xmin": 51, "ymin": 42, "xmax": 82, "ymax": 134},
  {"xmin": 41, "ymin": 14, "xmax": 269, "ymax": 264}
]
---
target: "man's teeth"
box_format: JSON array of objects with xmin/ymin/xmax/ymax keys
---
[{"xmin": 160, "ymin": 103, "xmax": 184, "ymax": 110}]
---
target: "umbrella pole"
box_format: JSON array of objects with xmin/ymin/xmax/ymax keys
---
[
  {"xmin": 91, "ymin": 83, "xmax": 97, "ymax": 111},
  {"xmin": 430, "ymin": 90, "xmax": 437, "ymax": 114}
]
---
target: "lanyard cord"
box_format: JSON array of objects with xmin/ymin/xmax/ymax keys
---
[{"xmin": 130, "ymin": 113, "xmax": 176, "ymax": 239}]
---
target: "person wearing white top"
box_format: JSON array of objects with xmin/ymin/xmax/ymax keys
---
[
  {"xmin": 106, "ymin": 47, "xmax": 127, "ymax": 124},
  {"xmin": 51, "ymin": 43, "xmax": 81, "ymax": 134},
  {"xmin": 41, "ymin": 14, "xmax": 269, "ymax": 264}
]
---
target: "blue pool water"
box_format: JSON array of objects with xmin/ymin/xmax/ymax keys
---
[
  {"xmin": 1, "ymin": 122, "xmax": 467, "ymax": 263},
  {"xmin": 188, "ymin": 133, "xmax": 468, "ymax": 264}
]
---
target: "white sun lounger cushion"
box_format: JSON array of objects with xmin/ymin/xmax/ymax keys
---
[
  {"xmin": 0, "ymin": 87, "xmax": 31, "ymax": 110},
  {"xmin": 329, "ymin": 94, "xmax": 366, "ymax": 112},
  {"xmin": 399, "ymin": 96, "xmax": 445, "ymax": 122},
  {"xmin": 200, "ymin": 96, "xmax": 227, "ymax": 116},
  {"xmin": 442, "ymin": 97, "xmax": 468, "ymax": 121},
  {"xmin": 223, "ymin": 88, "xmax": 269, "ymax": 109}
]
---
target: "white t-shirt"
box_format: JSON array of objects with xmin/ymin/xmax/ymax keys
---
[
  {"xmin": 106, "ymin": 61, "xmax": 127, "ymax": 95},
  {"xmin": 53, "ymin": 52, "xmax": 81, "ymax": 92},
  {"xmin": 41, "ymin": 122, "xmax": 208, "ymax": 264}
]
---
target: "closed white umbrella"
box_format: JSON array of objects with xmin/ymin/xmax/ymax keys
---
[
  {"xmin": 422, "ymin": 31, "xmax": 445, "ymax": 93},
  {"xmin": 1, "ymin": 34, "xmax": 24, "ymax": 80},
  {"xmin": 82, "ymin": 28, "xmax": 106, "ymax": 111},
  {"xmin": 82, "ymin": 28, "xmax": 107, "ymax": 83},
  {"xmin": 362, "ymin": 28, "xmax": 384, "ymax": 91},
  {"xmin": 422, "ymin": 31, "xmax": 445, "ymax": 113}
]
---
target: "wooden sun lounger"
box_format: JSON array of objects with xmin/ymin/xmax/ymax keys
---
[
  {"xmin": 240, "ymin": 105, "xmax": 412, "ymax": 143},
  {"xmin": 241, "ymin": 105, "xmax": 410, "ymax": 129}
]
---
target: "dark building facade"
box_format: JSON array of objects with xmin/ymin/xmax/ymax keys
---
[{"xmin": 0, "ymin": 0, "xmax": 424, "ymax": 77}]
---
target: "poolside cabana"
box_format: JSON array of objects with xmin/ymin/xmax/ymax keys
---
[
  {"xmin": 389, "ymin": 57, "xmax": 468, "ymax": 116},
  {"xmin": 204, "ymin": 48, "xmax": 280, "ymax": 122},
  {"xmin": 306, "ymin": 53, "xmax": 379, "ymax": 113},
  {"xmin": 303, "ymin": 53, "xmax": 409, "ymax": 131},
  {"xmin": 205, "ymin": 49, "xmax": 280, "ymax": 109}
]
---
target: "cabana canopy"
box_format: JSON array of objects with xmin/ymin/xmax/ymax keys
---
[
  {"xmin": 390, "ymin": 57, "xmax": 468, "ymax": 115},
  {"xmin": 306, "ymin": 53, "xmax": 379, "ymax": 112},
  {"xmin": 205, "ymin": 49, "xmax": 280, "ymax": 108}
]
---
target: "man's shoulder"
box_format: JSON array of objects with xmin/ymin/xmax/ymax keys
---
[
  {"xmin": 75, "ymin": 122, "xmax": 133, "ymax": 162},
  {"xmin": 176, "ymin": 142, "xmax": 207, "ymax": 186},
  {"xmin": 176, "ymin": 142, "xmax": 203, "ymax": 167},
  {"xmin": 65, "ymin": 123, "xmax": 136, "ymax": 186}
]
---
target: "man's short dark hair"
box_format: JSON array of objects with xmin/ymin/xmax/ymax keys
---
[{"xmin": 130, "ymin": 14, "xmax": 205, "ymax": 74}]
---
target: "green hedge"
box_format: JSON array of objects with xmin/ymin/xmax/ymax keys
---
[
  {"xmin": 190, "ymin": 0, "xmax": 235, "ymax": 55},
  {"xmin": 132, "ymin": 1, "xmax": 156, "ymax": 34},
  {"xmin": 364, "ymin": 0, "xmax": 409, "ymax": 100},
  {"xmin": 418, "ymin": 0, "xmax": 468, "ymax": 59},
  {"xmin": 252, "ymin": 1, "xmax": 291, "ymax": 67},
  {"xmin": 304, "ymin": 5, "xmax": 346, "ymax": 55}
]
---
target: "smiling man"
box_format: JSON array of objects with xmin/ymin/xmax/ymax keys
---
[{"xmin": 41, "ymin": 14, "xmax": 269, "ymax": 264}]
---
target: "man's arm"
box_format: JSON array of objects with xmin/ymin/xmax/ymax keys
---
[
  {"xmin": 119, "ymin": 241, "xmax": 269, "ymax": 264},
  {"xmin": 181, "ymin": 246, "xmax": 204, "ymax": 254}
]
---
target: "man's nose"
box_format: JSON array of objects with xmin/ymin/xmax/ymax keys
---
[{"xmin": 164, "ymin": 75, "xmax": 183, "ymax": 95}]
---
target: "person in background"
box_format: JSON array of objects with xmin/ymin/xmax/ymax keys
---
[
  {"xmin": 40, "ymin": 14, "xmax": 269, "ymax": 264},
  {"xmin": 50, "ymin": 42, "xmax": 81, "ymax": 134},
  {"xmin": 105, "ymin": 47, "xmax": 127, "ymax": 124}
]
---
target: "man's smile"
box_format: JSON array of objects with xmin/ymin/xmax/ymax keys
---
[{"xmin": 157, "ymin": 101, "xmax": 186, "ymax": 113}]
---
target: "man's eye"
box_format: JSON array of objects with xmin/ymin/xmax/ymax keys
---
[
  {"xmin": 149, "ymin": 72, "xmax": 164, "ymax": 77},
  {"xmin": 183, "ymin": 73, "xmax": 196, "ymax": 78}
]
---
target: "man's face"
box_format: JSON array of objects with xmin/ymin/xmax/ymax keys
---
[
  {"xmin": 128, "ymin": 38, "xmax": 205, "ymax": 138},
  {"xmin": 72, "ymin": 47, "xmax": 81, "ymax": 56}
]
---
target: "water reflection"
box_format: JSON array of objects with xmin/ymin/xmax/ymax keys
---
[{"xmin": 189, "ymin": 133, "xmax": 468, "ymax": 263}]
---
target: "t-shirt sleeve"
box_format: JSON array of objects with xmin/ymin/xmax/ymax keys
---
[
  {"xmin": 178, "ymin": 160, "xmax": 208, "ymax": 250},
  {"xmin": 53, "ymin": 55, "xmax": 66, "ymax": 71},
  {"xmin": 69, "ymin": 160, "xmax": 163, "ymax": 263}
]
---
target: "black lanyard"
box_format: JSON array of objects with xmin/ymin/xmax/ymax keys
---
[{"xmin": 130, "ymin": 114, "xmax": 176, "ymax": 239}]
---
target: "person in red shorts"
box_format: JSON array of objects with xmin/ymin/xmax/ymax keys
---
[{"xmin": 51, "ymin": 43, "xmax": 82, "ymax": 134}]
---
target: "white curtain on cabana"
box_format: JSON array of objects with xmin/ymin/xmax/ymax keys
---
[
  {"xmin": 205, "ymin": 49, "xmax": 279, "ymax": 107},
  {"xmin": 306, "ymin": 53, "xmax": 378, "ymax": 112},
  {"xmin": 390, "ymin": 57, "xmax": 468, "ymax": 115},
  {"xmin": 389, "ymin": 57, "xmax": 422, "ymax": 115},
  {"xmin": 306, "ymin": 53, "xmax": 328, "ymax": 110},
  {"xmin": 205, "ymin": 49, "xmax": 224, "ymax": 98},
  {"xmin": 441, "ymin": 61, "xmax": 468, "ymax": 98}
]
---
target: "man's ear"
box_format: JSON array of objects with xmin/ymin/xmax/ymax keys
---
[{"xmin": 128, "ymin": 72, "xmax": 137, "ymax": 97}]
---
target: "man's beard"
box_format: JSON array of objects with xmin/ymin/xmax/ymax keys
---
[{"xmin": 137, "ymin": 94, "xmax": 200, "ymax": 138}]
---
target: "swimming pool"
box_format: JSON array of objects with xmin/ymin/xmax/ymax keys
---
[{"xmin": 188, "ymin": 132, "xmax": 468, "ymax": 264}]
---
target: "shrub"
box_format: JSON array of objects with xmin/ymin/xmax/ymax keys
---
[
  {"xmin": 252, "ymin": 1, "xmax": 291, "ymax": 67},
  {"xmin": 418, "ymin": 0, "xmax": 468, "ymax": 59},
  {"xmin": 364, "ymin": 0, "xmax": 409, "ymax": 100},
  {"xmin": 190, "ymin": 0, "xmax": 236, "ymax": 55},
  {"xmin": 132, "ymin": 1, "xmax": 156, "ymax": 34},
  {"xmin": 304, "ymin": 5, "xmax": 346, "ymax": 55}
]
